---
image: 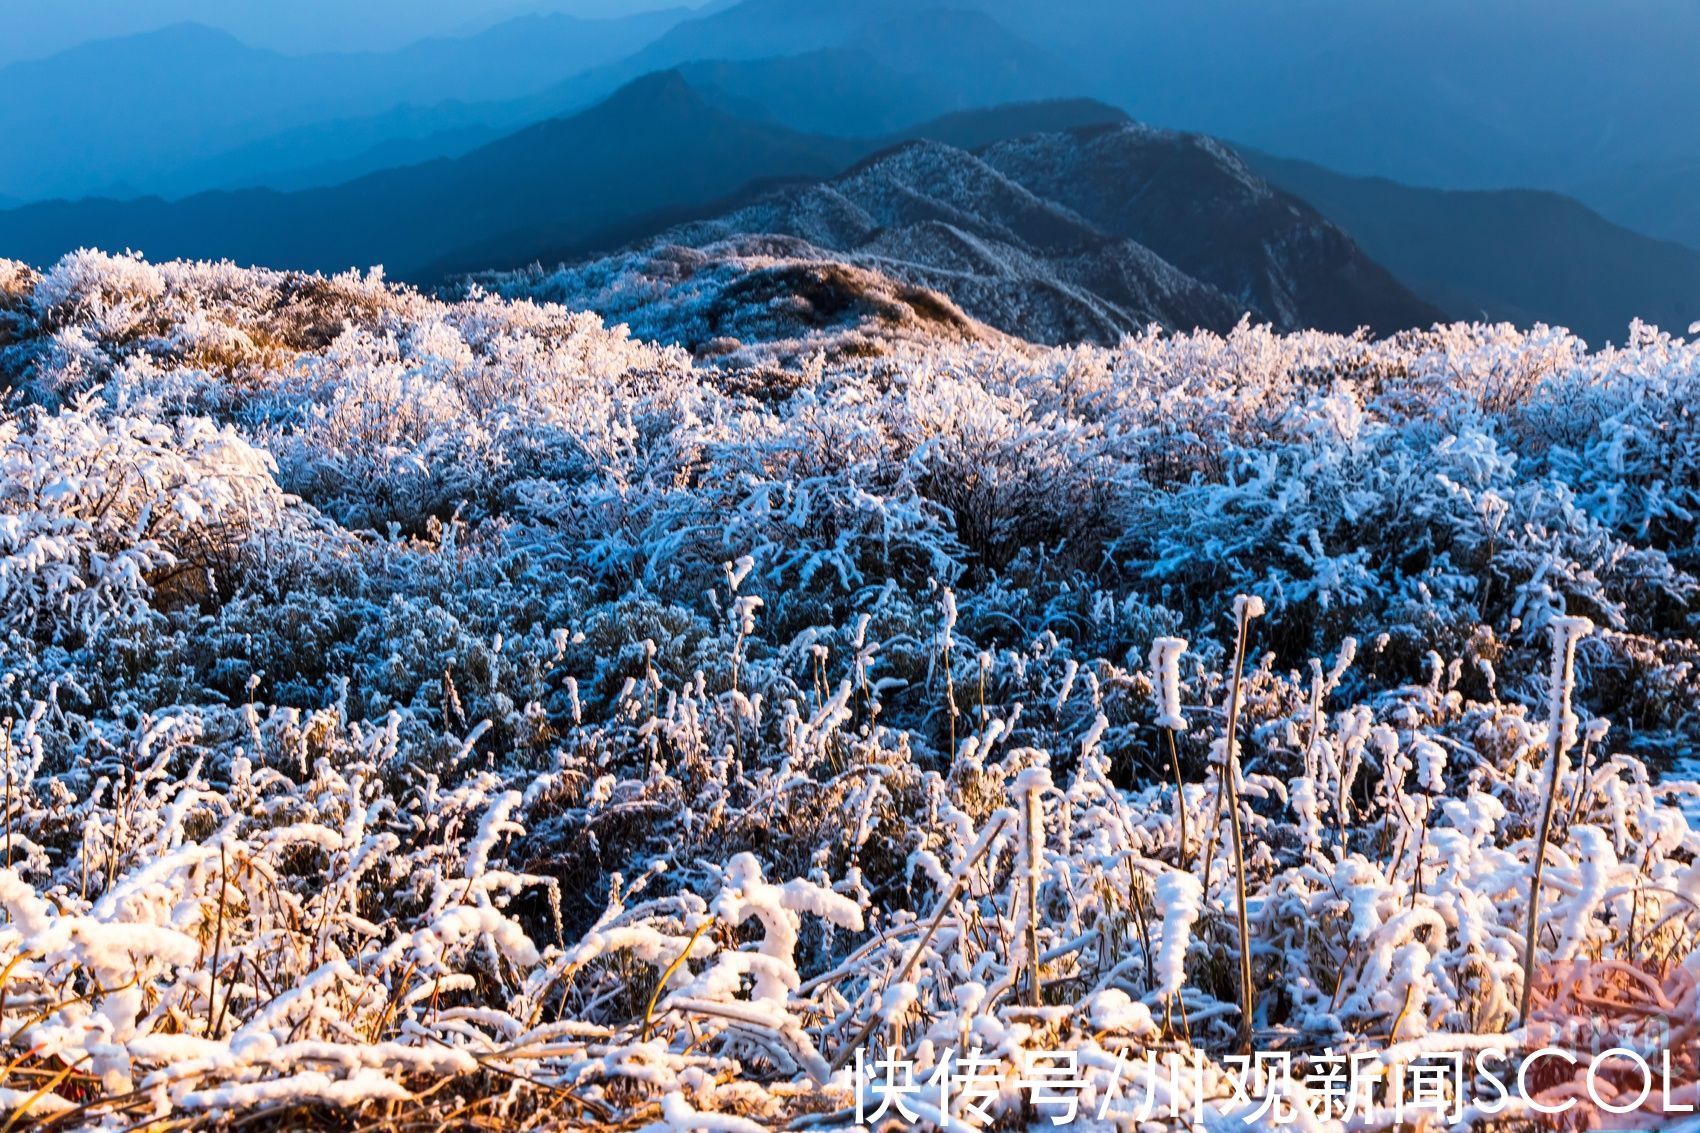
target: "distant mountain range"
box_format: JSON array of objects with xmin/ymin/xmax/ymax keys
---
[
  {"xmin": 1574, "ymin": 158, "xmax": 1700, "ymax": 253},
  {"xmin": 0, "ymin": 0, "xmax": 713, "ymax": 64},
  {"xmin": 0, "ymin": 75, "xmax": 1440, "ymax": 344},
  {"xmin": 1246, "ymin": 153, "xmax": 1700, "ymax": 345},
  {"xmin": 0, "ymin": 5, "xmax": 1071, "ymax": 205},
  {"xmin": 969, "ymin": 0, "xmax": 1700, "ymax": 248},
  {"xmin": 3, "ymin": 20, "xmax": 1697, "ymax": 349},
  {"xmin": 7, "ymin": 0, "xmax": 1699, "ymax": 261},
  {"xmin": 0, "ymin": 11, "xmax": 691, "ymax": 200},
  {"xmin": 0, "ymin": 73, "xmax": 858, "ymax": 280},
  {"xmin": 673, "ymin": 9, "xmax": 1075, "ymax": 137},
  {"xmin": 0, "ymin": 82, "xmax": 1146, "ymax": 287},
  {"xmin": 189, "ymin": 6, "xmax": 1073, "ymax": 198},
  {"xmin": 4, "ymin": 68, "xmax": 1696, "ymax": 348}
]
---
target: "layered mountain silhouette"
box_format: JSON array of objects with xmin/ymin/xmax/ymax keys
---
[
  {"xmin": 7, "ymin": 57, "xmax": 1694, "ymax": 349},
  {"xmin": 974, "ymin": 126, "xmax": 1435, "ymax": 336},
  {"xmin": 10, "ymin": 0, "xmax": 1700, "ymax": 258},
  {"xmin": 1247, "ymin": 152, "xmax": 1700, "ymax": 344},
  {"xmin": 591, "ymin": 0, "xmax": 917, "ymax": 77},
  {"xmin": 0, "ymin": 73, "xmax": 860, "ymax": 280},
  {"xmin": 175, "ymin": 7, "xmax": 1072, "ymax": 198},
  {"xmin": 970, "ymin": 0, "xmax": 1700, "ymax": 247},
  {"xmin": 0, "ymin": 74, "xmax": 1448, "ymax": 341},
  {"xmin": 0, "ymin": 0, "xmax": 710, "ymax": 64},
  {"xmin": 673, "ymin": 10, "xmax": 1074, "ymax": 137},
  {"xmin": 547, "ymin": 120, "xmax": 1440, "ymax": 346},
  {"xmin": 0, "ymin": 75, "xmax": 1438, "ymax": 345},
  {"xmin": 0, "ymin": 12, "xmax": 693, "ymax": 202}
]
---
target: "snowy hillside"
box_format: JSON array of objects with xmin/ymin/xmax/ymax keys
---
[
  {"xmin": 0, "ymin": 250, "xmax": 1696, "ymax": 1128},
  {"xmin": 522, "ymin": 124, "xmax": 1439, "ymax": 347}
]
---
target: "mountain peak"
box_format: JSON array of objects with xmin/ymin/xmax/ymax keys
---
[
  {"xmin": 594, "ymin": 69, "xmax": 707, "ymax": 117},
  {"xmin": 8, "ymin": 21, "xmax": 254, "ymax": 70}
]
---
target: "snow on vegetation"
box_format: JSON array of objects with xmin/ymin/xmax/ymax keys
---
[{"xmin": 0, "ymin": 248, "xmax": 1695, "ymax": 1128}]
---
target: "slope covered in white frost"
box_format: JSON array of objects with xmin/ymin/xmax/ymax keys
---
[
  {"xmin": 0, "ymin": 250, "xmax": 1695, "ymax": 1129},
  {"xmin": 507, "ymin": 122, "xmax": 1441, "ymax": 350}
]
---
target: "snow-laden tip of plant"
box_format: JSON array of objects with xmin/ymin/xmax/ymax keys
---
[
  {"xmin": 1152, "ymin": 869, "xmax": 1204, "ymax": 1000},
  {"xmin": 1148, "ymin": 636, "xmax": 1189, "ymax": 732},
  {"xmin": 1149, "ymin": 635, "xmax": 1193, "ymax": 867}
]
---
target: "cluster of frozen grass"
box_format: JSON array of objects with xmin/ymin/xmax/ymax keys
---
[{"xmin": 0, "ymin": 250, "xmax": 1696, "ymax": 1128}]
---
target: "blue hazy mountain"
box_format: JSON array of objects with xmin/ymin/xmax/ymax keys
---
[
  {"xmin": 3, "ymin": 54, "xmax": 1691, "ymax": 347},
  {"xmin": 0, "ymin": 0, "xmax": 709, "ymax": 64},
  {"xmin": 673, "ymin": 10, "xmax": 1075, "ymax": 137},
  {"xmin": 0, "ymin": 10, "xmax": 692, "ymax": 200},
  {"xmin": 0, "ymin": 3, "xmax": 1048, "ymax": 204},
  {"xmin": 4, "ymin": 0, "xmax": 1695, "ymax": 342},
  {"xmin": 971, "ymin": 0, "xmax": 1700, "ymax": 245},
  {"xmin": 10, "ymin": 0, "xmax": 1699, "ymax": 251},
  {"xmin": 0, "ymin": 74, "xmax": 1442, "ymax": 346},
  {"xmin": 1245, "ymin": 152, "xmax": 1700, "ymax": 345},
  {"xmin": 0, "ymin": 83, "xmax": 1133, "ymax": 284},
  {"xmin": 496, "ymin": 0, "xmax": 1700, "ymax": 242},
  {"xmin": 0, "ymin": 73, "xmax": 862, "ymax": 279},
  {"xmin": 1574, "ymin": 158, "xmax": 1700, "ymax": 252},
  {"xmin": 146, "ymin": 8, "xmax": 1072, "ymax": 198}
]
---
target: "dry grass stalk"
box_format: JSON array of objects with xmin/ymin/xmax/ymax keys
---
[
  {"xmin": 1519, "ymin": 615, "xmax": 1594, "ymax": 1028},
  {"xmin": 1223, "ymin": 595, "xmax": 1262, "ymax": 1054}
]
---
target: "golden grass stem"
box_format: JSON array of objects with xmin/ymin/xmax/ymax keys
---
[
  {"xmin": 1, "ymin": 1054, "xmax": 89, "ymax": 1133},
  {"xmin": 1166, "ymin": 727, "xmax": 1189, "ymax": 869},
  {"xmin": 641, "ymin": 917, "xmax": 713, "ymax": 1042}
]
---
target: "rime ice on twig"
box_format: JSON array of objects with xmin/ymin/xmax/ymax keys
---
[
  {"xmin": 1149, "ymin": 636, "xmax": 1189, "ymax": 731},
  {"xmin": 1519, "ymin": 613, "xmax": 1595, "ymax": 1026}
]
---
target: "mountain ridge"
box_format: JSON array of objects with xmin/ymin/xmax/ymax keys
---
[{"xmin": 519, "ymin": 119, "xmax": 1441, "ymax": 346}]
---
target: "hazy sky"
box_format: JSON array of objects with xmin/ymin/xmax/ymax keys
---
[{"xmin": 0, "ymin": 0, "xmax": 700, "ymax": 63}]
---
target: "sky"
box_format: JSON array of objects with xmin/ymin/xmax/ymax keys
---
[{"xmin": 0, "ymin": 0, "xmax": 699, "ymax": 64}]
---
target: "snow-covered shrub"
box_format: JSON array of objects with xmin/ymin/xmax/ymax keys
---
[
  {"xmin": 0, "ymin": 395, "xmax": 284, "ymax": 651},
  {"xmin": 0, "ymin": 251, "xmax": 1692, "ymax": 1129},
  {"xmin": 31, "ymin": 249, "xmax": 168, "ymax": 341}
]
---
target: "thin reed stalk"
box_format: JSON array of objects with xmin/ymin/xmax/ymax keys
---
[
  {"xmin": 1222, "ymin": 596, "xmax": 1262, "ymax": 1054},
  {"xmin": 1519, "ymin": 615, "xmax": 1593, "ymax": 1027},
  {"xmin": 1022, "ymin": 773, "xmax": 1045, "ymax": 1008},
  {"xmin": 1166, "ymin": 728, "xmax": 1189, "ymax": 869}
]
